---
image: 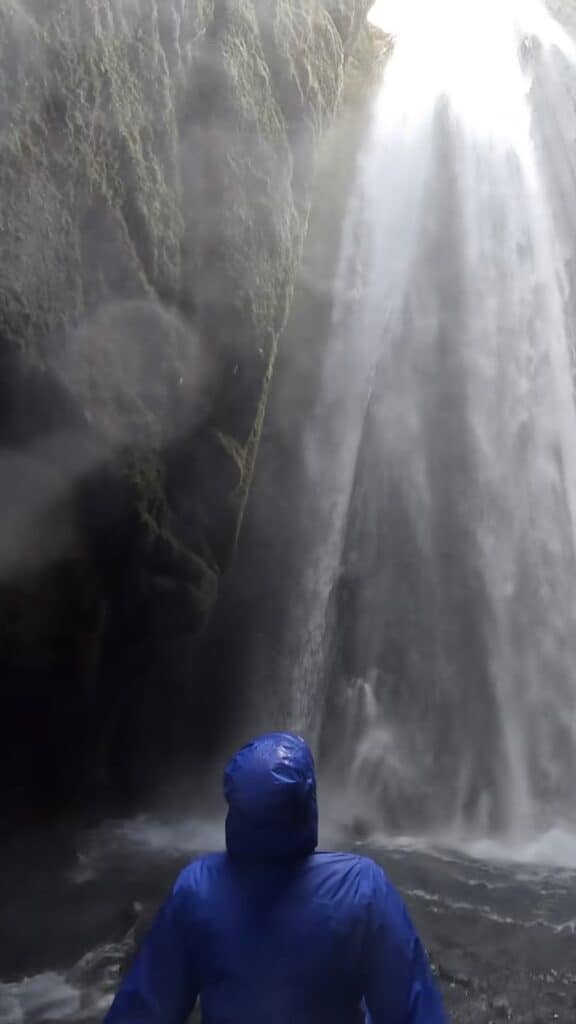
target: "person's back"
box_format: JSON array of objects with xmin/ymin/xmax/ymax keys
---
[{"xmin": 104, "ymin": 733, "xmax": 448, "ymax": 1024}]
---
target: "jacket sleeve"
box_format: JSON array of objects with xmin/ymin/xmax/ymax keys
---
[
  {"xmin": 103, "ymin": 879, "xmax": 198, "ymax": 1024},
  {"xmin": 361, "ymin": 862, "xmax": 448, "ymax": 1024}
]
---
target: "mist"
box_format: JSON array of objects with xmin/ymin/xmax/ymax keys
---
[{"xmin": 4, "ymin": 0, "xmax": 576, "ymax": 1022}]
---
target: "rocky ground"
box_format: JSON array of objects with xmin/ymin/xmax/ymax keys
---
[
  {"xmin": 1, "ymin": 825, "xmax": 575, "ymax": 1022},
  {"xmin": 418, "ymin": 902, "xmax": 576, "ymax": 1023}
]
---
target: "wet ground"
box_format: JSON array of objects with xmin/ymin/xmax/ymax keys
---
[
  {"xmin": 1, "ymin": 817, "xmax": 575, "ymax": 1022},
  {"xmin": 380, "ymin": 844, "xmax": 576, "ymax": 1023}
]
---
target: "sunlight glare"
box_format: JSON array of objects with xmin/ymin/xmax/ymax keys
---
[
  {"xmin": 367, "ymin": 0, "xmax": 576, "ymax": 150},
  {"xmin": 367, "ymin": 0, "xmax": 405, "ymax": 34}
]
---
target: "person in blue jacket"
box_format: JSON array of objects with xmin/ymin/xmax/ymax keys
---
[{"xmin": 104, "ymin": 731, "xmax": 448, "ymax": 1023}]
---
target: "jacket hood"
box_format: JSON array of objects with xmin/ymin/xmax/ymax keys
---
[{"xmin": 223, "ymin": 732, "xmax": 318, "ymax": 862}]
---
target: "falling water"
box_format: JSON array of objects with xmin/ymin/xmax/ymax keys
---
[
  {"xmin": 273, "ymin": 0, "xmax": 576, "ymax": 843},
  {"xmin": 7, "ymin": 6, "xmax": 576, "ymax": 1020}
]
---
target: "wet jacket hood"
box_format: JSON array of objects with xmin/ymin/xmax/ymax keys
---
[{"xmin": 224, "ymin": 732, "xmax": 318, "ymax": 862}]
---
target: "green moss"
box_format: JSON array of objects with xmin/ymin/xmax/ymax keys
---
[
  {"xmin": 0, "ymin": 0, "xmax": 370, "ymax": 662},
  {"xmin": 0, "ymin": 0, "xmax": 184, "ymax": 358},
  {"xmin": 0, "ymin": 0, "xmax": 374, "ymax": 811}
]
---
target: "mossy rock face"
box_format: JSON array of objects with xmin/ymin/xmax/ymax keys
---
[
  {"xmin": 207, "ymin": 20, "xmax": 388, "ymax": 742},
  {"xmin": 0, "ymin": 0, "xmax": 369, "ymax": 808}
]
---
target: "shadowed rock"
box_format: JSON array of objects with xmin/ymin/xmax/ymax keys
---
[{"xmin": 0, "ymin": 0, "xmax": 370, "ymax": 812}]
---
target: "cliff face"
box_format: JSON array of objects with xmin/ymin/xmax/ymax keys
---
[
  {"xmin": 208, "ymin": 22, "xmax": 389, "ymax": 750},
  {"xmin": 0, "ymin": 0, "xmax": 369, "ymax": 810}
]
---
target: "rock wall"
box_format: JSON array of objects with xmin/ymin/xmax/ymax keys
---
[
  {"xmin": 0, "ymin": 0, "xmax": 369, "ymax": 812},
  {"xmin": 204, "ymin": 22, "xmax": 390, "ymax": 752}
]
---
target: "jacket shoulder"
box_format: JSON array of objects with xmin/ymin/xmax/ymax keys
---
[
  {"xmin": 316, "ymin": 850, "xmax": 388, "ymax": 878},
  {"xmin": 173, "ymin": 852, "xmax": 227, "ymax": 894},
  {"xmin": 312, "ymin": 851, "xmax": 391, "ymax": 902}
]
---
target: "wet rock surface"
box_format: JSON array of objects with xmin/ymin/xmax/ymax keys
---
[
  {"xmin": 387, "ymin": 847, "xmax": 576, "ymax": 1024},
  {"xmin": 424, "ymin": 911, "xmax": 576, "ymax": 1023},
  {"xmin": 1, "ymin": 827, "xmax": 575, "ymax": 1023},
  {"xmin": 0, "ymin": 0, "xmax": 370, "ymax": 813}
]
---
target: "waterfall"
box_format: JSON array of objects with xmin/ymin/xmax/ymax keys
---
[{"xmin": 267, "ymin": 0, "xmax": 576, "ymax": 842}]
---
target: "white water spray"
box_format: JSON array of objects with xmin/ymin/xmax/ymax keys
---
[{"xmin": 277, "ymin": 0, "xmax": 576, "ymax": 843}]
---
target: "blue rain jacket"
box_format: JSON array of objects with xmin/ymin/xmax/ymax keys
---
[{"xmin": 104, "ymin": 732, "xmax": 447, "ymax": 1024}]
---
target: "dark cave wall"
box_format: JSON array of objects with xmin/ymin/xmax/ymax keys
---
[{"xmin": 0, "ymin": 0, "xmax": 369, "ymax": 813}]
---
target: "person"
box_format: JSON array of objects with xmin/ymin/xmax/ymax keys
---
[{"xmin": 104, "ymin": 731, "xmax": 448, "ymax": 1023}]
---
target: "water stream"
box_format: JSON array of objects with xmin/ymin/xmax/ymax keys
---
[{"xmin": 266, "ymin": 0, "xmax": 576, "ymax": 844}]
